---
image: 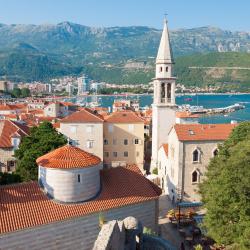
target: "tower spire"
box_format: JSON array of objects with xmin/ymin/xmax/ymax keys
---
[{"xmin": 156, "ymin": 18, "xmax": 173, "ymax": 64}]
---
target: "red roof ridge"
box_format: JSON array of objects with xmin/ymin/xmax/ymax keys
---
[
  {"xmin": 83, "ymin": 107, "xmax": 105, "ymax": 121},
  {"xmin": 61, "ymin": 108, "xmax": 104, "ymax": 123},
  {"xmin": 10, "ymin": 120, "xmax": 29, "ymax": 136},
  {"xmin": 104, "ymin": 110, "xmax": 144, "ymax": 123}
]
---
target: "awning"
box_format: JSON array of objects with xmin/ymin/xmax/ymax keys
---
[{"xmin": 177, "ymin": 202, "xmax": 203, "ymax": 208}]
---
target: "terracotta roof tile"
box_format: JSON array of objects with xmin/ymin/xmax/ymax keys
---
[
  {"xmin": 162, "ymin": 144, "xmax": 168, "ymax": 156},
  {"xmin": 176, "ymin": 111, "xmax": 199, "ymax": 118},
  {"xmin": 104, "ymin": 111, "xmax": 144, "ymax": 123},
  {"xmin": 0, "ymin": 165, "xmax": 161, "ymax": 234},
  {"xmin": 53, "ymin": 122, "xmax": 60, "ymax": 129},
  {"xmin": 174, "ymin": 124, "xmax": 236, "ymax": 141},
  {"xmin": 0, "ymin": 120, "xmax": 29, "ymax": 148},
  {"xmin": 36, "ymin": 145, "xmax": 101, "ymax": 168},
  {"xmin": 60, "ymin": 108, "xmax": 104, "ymax": 123},
  {"xmin": 0, "ymin": 104, "xmax": 26, "ymax": 111}
]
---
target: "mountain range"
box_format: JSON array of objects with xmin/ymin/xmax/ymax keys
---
[{"xmin": 0, "ymin": 21, "xmax": 250, "ymax": 89}]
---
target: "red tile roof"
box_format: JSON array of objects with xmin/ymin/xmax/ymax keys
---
[
  {"xmin": 0, "ymin": 103, "xmax": 26, "ymax": 111},
  {"xmin": 53, "ymin": 122, "xmax": 60, "ymax": 129},
  {"xmin": 161, "ymin": 144, "xmax": 168, "ymax": 156},
  {"xmin": 176, "ymin": 111, "xmax": 199, "ymax": 118},
  {"xmin": 174, "ymin": 124, "xmax": 236, "ymax": 141},
  {"xmin": 105, "ymin": 111, "xmax": 144, "ymax": 123},
  {"xmin": 36, "ymin": 145, "xmax": 101, "ymax": 169},
  {"xmin": 0, "ymin": 165, "xmax": 161, "ymax": 234},
  {"xmin": 60, "ymin": 108, "xmax": 104, "ymax": 123},
  {"xmin": 0, "ymin": 120, "xmax": 29, "ymax": 148}
]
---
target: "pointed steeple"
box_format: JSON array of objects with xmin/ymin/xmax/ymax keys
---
[{"xmin": 156, "ymin": 18, "xmax": 173, "ymax": 64}]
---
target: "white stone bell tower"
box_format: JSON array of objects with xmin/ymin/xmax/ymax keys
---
[{"xmin": 150, "ymin": 18, "xmax": 177, "ymax": 171}]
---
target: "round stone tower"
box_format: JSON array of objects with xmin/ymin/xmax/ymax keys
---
[{"xmin": 36, "ymin": 144, "xmax": 102, "ymax": 203}]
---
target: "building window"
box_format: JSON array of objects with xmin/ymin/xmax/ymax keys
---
[
  {"xmin": 104, "ymin": 139, "xmax": 108, "ymax": 145},
  {"xmin": 134, "ymin": 138, "xmax": 139, "ymax": 144},
  {"xmin": 136, "ymin": 151, "xmax": 140, "ymax": 157},
  {"xmin": 7, "ymin": 161, "xmax": 15, "ymax": 172},
  {"xmin": 159, "ymin": 67, "xmax": 162, "ymax": 72},
  {"xmin": 104, "ymin": 152, "xmax": 109, "ymax": 157},
  {"xmin": 113, "ymin": 152, "xmax": 118, "ymax": 157},
  {"xmin": 124, "ymin": 139, "xmax": 128, "ymax": 145},
  {"xmin": 193, "ymin": 149, "xmax": 200, "ymax": 162},
  {"xmin": 108, "ymin": 124, "xmax": 113, "ymax": 133},
  {"xmin": 128, "ymin": 124, "xmax": 134, "ymax": 132},
  {"xmin": 192, "ymin": 170, "xmax": 199, "ymax": 183},
  {"xmin": 86, "ymin": 125, "xmax": 93, "ymax": 133},
  {"xmin": 213, "ymin": 148, "xmax": 218, "ymax": 157},
  {"xmin": 166, "ymin": 67, "xmax": 168, "ymax": 72},
  {"xmin": 113, "ymin": 139, "xmax": 117, "ymax": 145},
  {"xmin": 86, "ymin": 140, "xmax": 94, "ymax": 148},
  {"xmin": 124, "ymin": 151, "xmax": 128, "ymax": 157},
  {"xmin": 77, "ymin": 174, "xmax": 81, "ymax": 183}
]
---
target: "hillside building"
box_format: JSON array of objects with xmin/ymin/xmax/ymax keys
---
[{"xmin": 77, "ymin": 75, "xmax": 90, "ymax": 95}]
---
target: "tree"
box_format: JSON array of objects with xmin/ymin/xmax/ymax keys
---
[
  {"xmin": 15, "ymin": 121, "xmax": 67, "ymax": 181},
  {"xmin": 11, "ymin": 87, "xmax": 22, "ymax": 98},
  {"xmin": 21, "ymin": 87, "xmax": 31, "ymax": 97},
  {"xmin": 199, "ymin": 122, "xmax": 250, "ymax": 249}
]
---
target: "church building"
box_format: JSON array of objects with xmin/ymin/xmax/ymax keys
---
[{"xmin": 151, "ymin": 19, "xmax": 237, "ymax": 202}]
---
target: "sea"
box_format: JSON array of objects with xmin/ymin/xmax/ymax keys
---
[{"xmin": 72, "ymin": 94, "xmax": 250, "ymax": 124}]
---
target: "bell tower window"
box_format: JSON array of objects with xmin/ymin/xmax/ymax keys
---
[
  {"xmin": 161, "ymin": 83, "xmax": 165, "ymax": 101},
  {"xmin": 159, "ymin": 67, "xmax": 163, "ymax": 73},
  {"xmin": 167, "ymin": 83, "xmax": 171, "ymax": 101},
  {"xmin": 166, "ymin": 67, "xmax": 168, "ymax": 72}
]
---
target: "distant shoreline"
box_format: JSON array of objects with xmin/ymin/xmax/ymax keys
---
[{"xmin": 85, "ymin": 92, "xmax": 250, "ymax": 98}]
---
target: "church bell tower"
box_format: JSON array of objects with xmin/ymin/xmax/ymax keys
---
[{"xmin": 150, "ymin": 18, "xmax": 177, "ymax": 171}]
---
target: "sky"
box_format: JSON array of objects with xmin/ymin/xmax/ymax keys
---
[{"xmin": 0, "ymin": 0, "xmax": 249, "ymax": 31}]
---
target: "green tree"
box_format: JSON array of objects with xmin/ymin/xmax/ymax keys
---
[
  {"xmin": 199, "ymin": 122, "xmax": 250, "ymax": 249},
  {"xmin": 21, "ymin": 87, "xmax": 31, "ymax": 97},
  {"xmin": 15, "ymin": 121, "xmax": 67, "ymax": 181},
  {"xmin": 11, "ymin": 87, "xmax": 22, "ymax": 98}
]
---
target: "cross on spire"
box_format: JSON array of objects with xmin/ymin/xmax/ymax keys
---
[{"xmin": 164, "ymin": 13, "xmax": 168, "ymax": 22}]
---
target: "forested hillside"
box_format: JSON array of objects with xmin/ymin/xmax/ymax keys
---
[{"xmin": 0, "ymin": 22, "xmax": 249, "ymax": 90}]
